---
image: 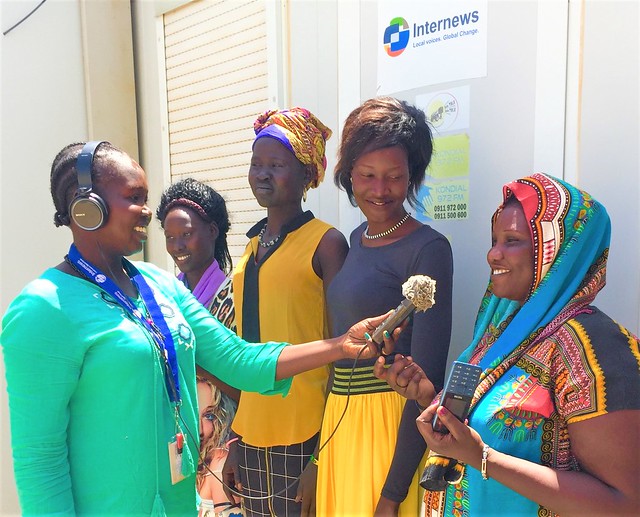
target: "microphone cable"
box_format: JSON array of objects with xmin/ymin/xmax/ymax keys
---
[{"xmin": 179, "ymin": 341, "xmax": 372, "ymax": 503}]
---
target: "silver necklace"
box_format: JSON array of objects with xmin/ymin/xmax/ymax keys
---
[
  {"xmin": 363, "ymin": 212, "xmax": 410, "ymax": 240},
  {"xmin": 258, "ymin": 225, "xmax": 280, "ymax": 248}
]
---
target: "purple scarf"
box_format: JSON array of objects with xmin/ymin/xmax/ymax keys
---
[{"xmin": 177, "ymin": 260, "xmax": 226, "ymax": 309}]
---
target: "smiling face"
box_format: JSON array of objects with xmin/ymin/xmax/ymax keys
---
[
  {"xmin": 248, "ymin": 137, "xmax": 309, "ymax": 209},
  {"xmin": 487, "ymin": 200, "xmax": 535, "ymax": 304},
  {"xmin": 91, "ymin": 153, "xmax": 151, "ymax": 257},
  {"xmin": 350, "ymin": 145, "xmax": 410, "ymax": 229},
  {"xmin": 162, "ymin": 206, "xmax": 217, "ymax": 285}
]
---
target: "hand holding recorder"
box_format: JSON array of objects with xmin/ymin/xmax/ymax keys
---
[{"xmin": 431, "ymin": 361, "xmax": 482, "ymax": 433}]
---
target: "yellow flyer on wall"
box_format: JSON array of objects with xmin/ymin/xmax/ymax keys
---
[{"xmin": 417, "ymin": 134, "xmax": 470, "ymax": 222}]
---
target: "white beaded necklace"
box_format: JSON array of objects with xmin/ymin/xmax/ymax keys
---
[
  {"xmin": 363, "ymin": 212, "xmax": 410, "ymax": 240},
  {"xmin": 258, "ymin": 225, "xmax": 280, "ymax": 248}
]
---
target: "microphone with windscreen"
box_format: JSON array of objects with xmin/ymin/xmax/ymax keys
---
[{"xmin": 370, "ymin": 275, "xmax": 436, "ymax": 346}]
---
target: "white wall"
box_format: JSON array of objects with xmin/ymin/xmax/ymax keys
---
[
  {"xmin": 0, "ymin": 0, "xmax": 139, "ymax": 310},
  {"xmin": 576, "ymin": 0, "xmax": 639, "ymax": 334},
  {"xmin": 287, "ymin": 0, "xmax": 358, "ymax": 229},
  {"xmin": 1, "ymin": 1, "xmax": 88, "ymax": 511},
  {"xmin": 1, "ymin": 0, "xmax": 137, "ymax": 513},
  {"xmin": 334, "ymin": 0, "xmax": 639, "ymax": 364},
  {"xmin": 130, "ymin": 0, "xmax": 177, "ymax": 272}
]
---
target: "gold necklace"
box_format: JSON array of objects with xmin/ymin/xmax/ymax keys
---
[{"xmin": 363, "ymin": 212, "xmax": 410, "ymax": 240}]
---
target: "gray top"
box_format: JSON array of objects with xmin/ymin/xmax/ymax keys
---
[{"xmin": 327, "ymin": 222, "xmax": 453, "ymax": 502}]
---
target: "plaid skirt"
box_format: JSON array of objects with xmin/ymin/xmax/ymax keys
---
[{"xmin": 237, "ymin": 433, "xmax": 318, "ymax": 517}]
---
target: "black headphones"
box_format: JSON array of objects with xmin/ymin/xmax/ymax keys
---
[{"xmin": 69, "ymin": 141, "xmax": 109, "ymax": 231}]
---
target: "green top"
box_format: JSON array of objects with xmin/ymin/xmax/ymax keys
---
[{"xmin": 1, "ymin": 261, "xmax": 291, "ymax": 516}]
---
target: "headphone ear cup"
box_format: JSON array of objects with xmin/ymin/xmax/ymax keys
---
[{"xmin": 69, "ymin": 193, "xmax": 108, "ymax": 231}]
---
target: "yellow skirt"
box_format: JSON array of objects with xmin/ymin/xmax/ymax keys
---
[{"xmin": 316, "ymin": 387, "xmax": 425, "ymax": 516}]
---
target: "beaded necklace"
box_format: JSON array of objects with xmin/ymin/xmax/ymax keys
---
[
  {"xmin": 258, "ymin": 225, "xmax": 280, "ymax": 248},
  {"xmin": 363, "ymin": 212, "xmax": 410, "ymax": 240}
]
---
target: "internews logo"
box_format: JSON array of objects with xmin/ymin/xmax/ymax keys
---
[{"xmin": 383, "ymin": 17, "xmax": 410, "ymax": 57}]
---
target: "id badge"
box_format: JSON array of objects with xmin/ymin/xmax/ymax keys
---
[{"xmin": 168, "ymin": 433, "xmax": 186, "ymax": 485}]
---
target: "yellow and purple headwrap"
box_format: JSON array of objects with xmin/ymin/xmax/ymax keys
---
[{"xmin": 253, "ymin": 107, "xmax": 332, "ymax": 189}]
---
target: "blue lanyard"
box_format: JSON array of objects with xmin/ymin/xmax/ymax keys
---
[{"xmin": 67, "ymin": 244, "xmax": 181, "ymax": 404}]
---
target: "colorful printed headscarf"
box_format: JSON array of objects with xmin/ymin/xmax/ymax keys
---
[
  {"xmin": 422, "ymin": 173, "xmax": 612, "ymax": 510},
  {"xmin": 253, "ymin": 107, "xmax": 332, "ymax": 189},
  {"xmin": 464, "ymin": 173, "xmax": 610, "ymax": 370}
]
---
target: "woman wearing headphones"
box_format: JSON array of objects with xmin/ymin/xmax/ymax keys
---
[{"xmin": 1, "ymin": 141, "xmax": 396, "ymax": 516}]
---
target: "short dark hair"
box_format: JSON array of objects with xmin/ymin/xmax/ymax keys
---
[
  {"xmin": 334, "ymin": 97, "xmax": 433, "ymax": 209},
  {"xmin": 156, "ymin": 178, "xmax": 232, "ymax": 274}
]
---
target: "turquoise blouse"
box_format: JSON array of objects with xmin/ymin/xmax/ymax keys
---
[{"xmin": 1, "ymin": 261, "xmax": 291, "ymax": 516}]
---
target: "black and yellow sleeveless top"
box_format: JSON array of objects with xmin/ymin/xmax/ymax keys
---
[{"xmin": 232, "ymin": 212, "xmax": 332, "ymax": 446}]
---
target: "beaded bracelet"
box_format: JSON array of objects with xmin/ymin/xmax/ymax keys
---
[{"xmin": 481, "ymin": 444, "xmax": 490, "ymax": 480}]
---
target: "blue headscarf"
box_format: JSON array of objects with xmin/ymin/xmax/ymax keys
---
[
  {"xmin": 424, "ymin": 173, "xmax": 613, "ymax": 515},
  {"xmin": 460, "ymin": 173, "xmax": 611, "ymax": 370}
]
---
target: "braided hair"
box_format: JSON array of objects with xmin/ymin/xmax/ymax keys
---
[
  {"xmin": 156, "ymin": 178, "xmax": 232, "ymax": 274},
  {"xmin": 50, "ymin": 141, "xmax": 118, "ymax": 227}
]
